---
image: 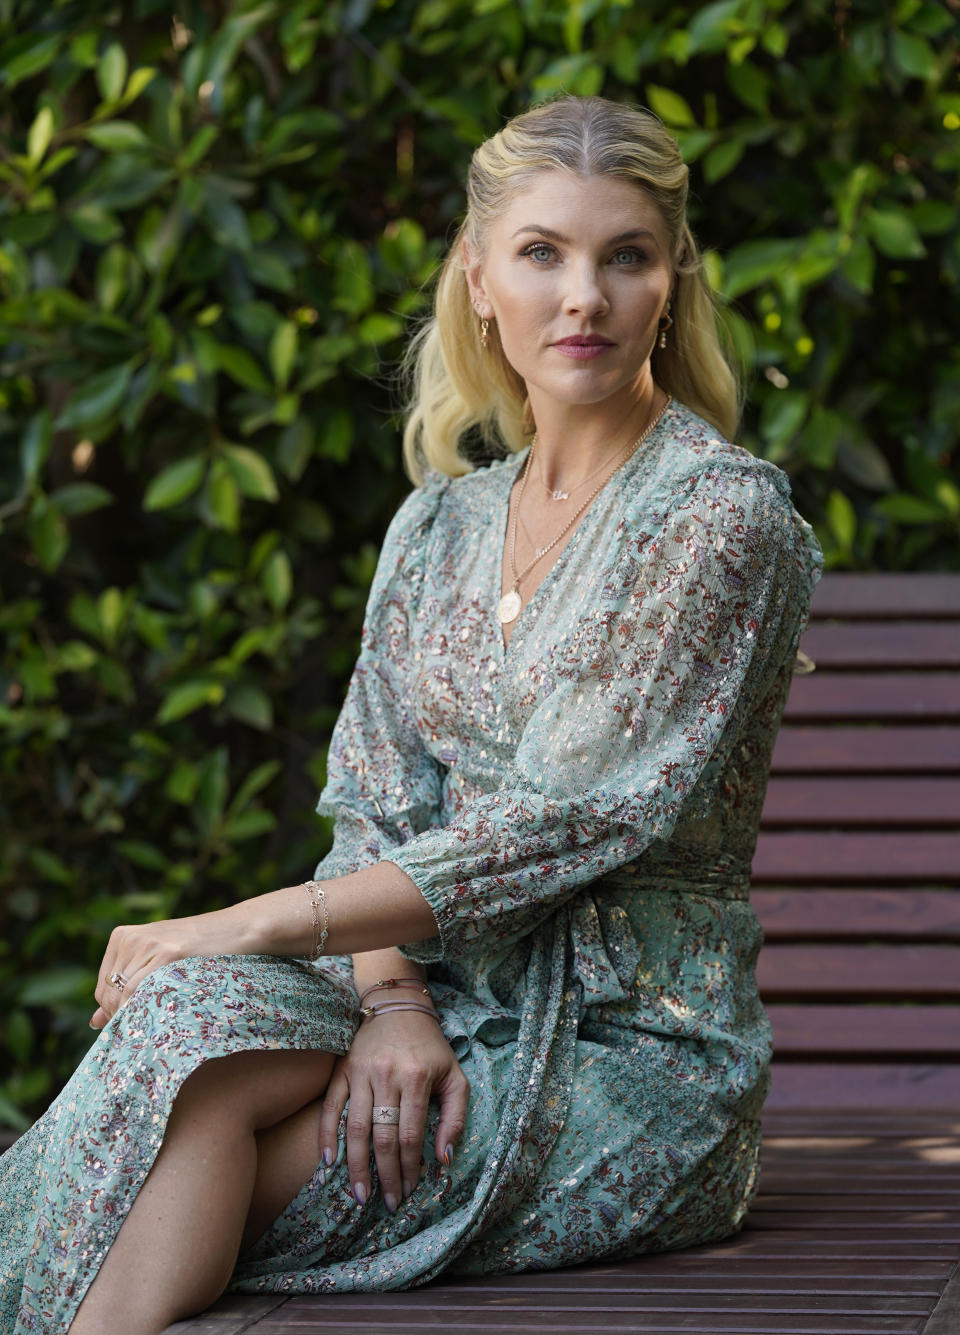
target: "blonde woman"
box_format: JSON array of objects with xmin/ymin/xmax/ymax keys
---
[{"xmin": 0, "ymin": 94, "xmax": 822, "ymax": 1335}]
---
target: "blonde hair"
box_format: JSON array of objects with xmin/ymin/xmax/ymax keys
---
[{"xmin": 397, "ymin": 94, "xmax": 741, "ymax": 485}]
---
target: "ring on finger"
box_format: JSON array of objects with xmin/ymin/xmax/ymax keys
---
[
  {"xmin": 108, "ymin": 970, "xmax": 130, "ymax": 993},
  {"xmin": 372, "ymin": 1105, "xmax": 401, "ymax": 1125}
]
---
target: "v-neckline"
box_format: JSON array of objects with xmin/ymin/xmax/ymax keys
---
[{"xmin": 492, "ymin": 398, "xmax": 675, "ymax": 664}]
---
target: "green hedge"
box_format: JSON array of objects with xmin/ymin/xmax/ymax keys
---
[{"xmin": 1, "ymin": 0, "xmax": 957, "ymax": 1128}]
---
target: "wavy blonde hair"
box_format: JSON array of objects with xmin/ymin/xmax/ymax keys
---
[{"xmin": 397, "ymin": 94, "xmax": 741, "ymax": 485}]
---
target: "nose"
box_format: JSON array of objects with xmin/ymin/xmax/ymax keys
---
[{"xmin": 561, "ymin": 260, "xmax": 610, "ymax": 317}]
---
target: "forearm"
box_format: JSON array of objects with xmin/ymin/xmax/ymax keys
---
[{"xmin": 231, "ymin": 859, "xmax": 438, "ymax": 960}]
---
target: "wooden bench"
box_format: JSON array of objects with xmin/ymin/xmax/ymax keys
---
[{"xmin": 156, "ymin": 571, "xmax": 960, "ymax": 1333}]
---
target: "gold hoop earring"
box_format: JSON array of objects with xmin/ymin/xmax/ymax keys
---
[
  {"xmin": 479, "ymin": 317, "xmax": 489, "ymax": 350},
  {"xmin": 657, "ymin": 304, "xmax": 673, "ymax": 350}
]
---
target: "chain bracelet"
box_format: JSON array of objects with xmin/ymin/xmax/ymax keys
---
[{"xmin": 303, "ymin": 880, "xmax": 329, "ymax": 960}]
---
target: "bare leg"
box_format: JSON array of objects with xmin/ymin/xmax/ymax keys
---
[
  {"xmin": 240, "ymin": 1094, "xmax": 331, "ymax": 1253},
  {"xmin": 68, "ymin": 1048, "xmax": 334, "ymax": 1335}
]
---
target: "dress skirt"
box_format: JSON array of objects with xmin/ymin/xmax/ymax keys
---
[{"xmin": 0, "ymin": 923, "xmax": 766, "ymax": 1334}]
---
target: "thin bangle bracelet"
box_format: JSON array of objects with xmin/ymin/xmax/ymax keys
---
[
  {"xmin": 359, "ymin": 1000, "xmax": 441, "ymax": 1025},
  {"xmin": 357, "ymin": 978, "xmax": 431, "ymax": 1007}
]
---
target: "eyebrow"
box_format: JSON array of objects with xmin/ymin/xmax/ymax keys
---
[{"xmin": 510, "ymin": 225, "xmax": 657, "ymax": 245}]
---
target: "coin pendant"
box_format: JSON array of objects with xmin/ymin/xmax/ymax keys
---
[{"xmin": 498, "ymin": 590, "xmax": 522, "ymax": 624}]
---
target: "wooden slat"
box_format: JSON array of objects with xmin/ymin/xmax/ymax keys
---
[
  {"xmin": 768, "ymin": 1005, "xmax": 960, "ymax": 1056},
  {"xmin": 753, "ymin": 889, "xmax": 960, "ymax": 941},
  {"xmin": 766, "ymin": 1063, "xmax": 960, "ymax": 1111},
  {"xmin": 752, "ymin": 832, "xmax": 960, "ymax": 882},
  {"xmin": 783, "ymin": 674, "xmax": 960, "ymax": 720},
  {"xmin": 809, "ymin": 574, "xmax": 960, "ymax": 619},
  {"xmin": 761, "ymin": 777, "xmax": 960, "ymax": 825},
  {"xmin": 757, "ymin": 945, "xmax": 960, "ymax": 997},
  {"xmin": 772, "ymin": 726, "xmax": 960, "ymax": 773},
  {"xmin": 801, "ymin": 622, "xmax": 960, "ymax": 669},
  {"xmin": 924, "ymin": 1263, "xmax": 960, "ymax": 1335}
]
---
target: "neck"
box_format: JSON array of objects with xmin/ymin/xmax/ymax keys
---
[{"xmin": 529, "ymin": 377, "xmax": 662, "ymax": 492}]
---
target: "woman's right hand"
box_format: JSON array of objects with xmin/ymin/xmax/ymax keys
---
[{"xmin": 316, "ymin": 993, "xmax": 470, "ymax": 1214}]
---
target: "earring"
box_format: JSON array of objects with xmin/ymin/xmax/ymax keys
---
[
  {"xmin": 479, "ymin": 316, "xmax": 489, "ymax": 350},
  {"xmin": 657, "ymin": 303, "xmax": 673, "ymax": 350}
]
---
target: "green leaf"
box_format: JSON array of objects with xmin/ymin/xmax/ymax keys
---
[
  {"xmin": 68, "ymin": 203, "xmax": 123, "ymax": 244},
  {"xmin": 96, "ymin": 42, "xmax": 128, "ymax": 102},
  {"xmin": 85, "ymin": 121, "xmax": 150, "ymax": 153},
  {"xmin": 55, "ymin": 361, "xmax": 135, "ymax": 430},
  {"xmin": 261, "ymin": 549, "xmax": 292, "ymax": 609},
  {"xmin": 646, "ymin": 84, "xmax": 696, "ymax": 127},
  {"xmin": 156, "ymin": 679, "xmax": 225, "ymax": 724},
  {"xmin": 165, "ymin": 759, "xmax": 200, "ymax": 804},
  {"xmin": 28, "ymin": 847, "xmax": 72, "ymax": 884},
  {"xmin": 225, "ymin": 684, "xmax": 274, "ymax": 730},
  {"xmin": 760, "ymin": 389, "xmax": 808, "ymax": 449},
  {"xmin": 873, "ymin": 493, "xmax": 948, "ymax": 524},
  {"xmin": 19, "ymin": 968, "xmax": 93, "ymax": 1006},
  {"xmin": 143, "ymin": 455, "xmax": 207, "ymax": 510},
  {"xmin": 28, "ymin": 501, "xmax": 68, "ymax": 572},
  {"xmin": 194, "ymin": 746, "xmax": 229, "ymax": 841},
  {"xmin": 826, "ymin": 489, "xmax": 857, "ymax": 550},
  {"xmin": 115, "ymin": 839, "xmax": 169, "ymax": 871},
  {"xmin": 95, "ymin": 242, "xmax": 130, "ymax": 312},
  {"xmin": 839, "ymin": 236, "xmax": 875, "ymax": 294},
  {"xmin": 49, "ymin": 483, "xmax": 114, "ymax": 516},
  {"xmin": 866, "ymin": 208, "xmax": 926, "ymax": 259},
  {"xmin": 20, "ymin": 409, "xmax": 52, "ymax": 486},
  {"xmin": 222, "ymin": 444, "xmax": 279, "ymax": 501},
  {"xmin": 891, "ymin": 29, "xmax": 938, "ymax": 80},
  {"xmin": 211, "ymin": 342, "xmax": 272, "ymax": 394},
  {"xmin": 222, "ymin": 809, "xmax": 276, "ymax": 841},
  {"xmin": 3, "ymin": 34, "xmax": 60, "ymax": 89},
  {"xmin": 227, "ymin": 759, "xmax": 282, "ymax": 816},
  {"xmin": 702, "ymin": 138, "xmax": 744, "ymax": 183},
  {"xmin": 204, "ymin": 460, "xmax": 241, "ymax": 531},
  {"xmin": 269, "ymin": 320, "xmax": 298, "ymax": 389},
  {"xmin": 122, "ymin": 66, "xmax": 157, "ymax": 105},
  {"xmin": 721, "ymin": 238, "xmax": 799, "ymax": 298},
  {"xmin": 27, "ymin": 106, "xmax": 55, "ymax": 166},
  {"xmin": 276, "ymin": 417, "xmax": 314, "ymax": 481}
]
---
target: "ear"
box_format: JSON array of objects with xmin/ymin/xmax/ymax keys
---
[{"xmin": 461, "ymin": 238, "xmax": 489, "ymax": 315}]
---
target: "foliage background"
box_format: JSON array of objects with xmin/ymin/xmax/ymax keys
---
[{"xmin": 1, "ymin": 0, "xmax": 957, "ymax": 1129}]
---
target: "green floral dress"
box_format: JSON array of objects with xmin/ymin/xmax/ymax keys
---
[{"xmin": 0, "ymin": 401, "xmax": 822, "ymax": 1331}]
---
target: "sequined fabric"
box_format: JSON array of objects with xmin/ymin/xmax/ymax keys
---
[{"xmin": 0, "ymin": 402, "xmax": 822, "ymax": 1328}]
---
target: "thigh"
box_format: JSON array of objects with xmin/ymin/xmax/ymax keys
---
[{"xmin": 172, "ymin": 1048, "xmax": 335, "ymax": 1135}]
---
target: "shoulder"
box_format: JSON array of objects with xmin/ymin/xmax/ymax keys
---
[{"xmin": 627, "ymin": 401, "xmax": 823, "ymax": 584}]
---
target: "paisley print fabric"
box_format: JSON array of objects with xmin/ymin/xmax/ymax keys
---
[{"xmin": 0, "ymin": 401, "xmax": 822, "ymax": 1330}]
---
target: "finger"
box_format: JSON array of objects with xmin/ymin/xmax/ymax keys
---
[
  {"xmin": 371, "ymin": 1089, "xmax": 403, "ymax": 1217},
  {"xmin": 396, "ymin": 1083, "xmax": 430, "ymax": 1201},
  {"xmin": 92, "ymin": 957, "xmax": 155, "ymax": 1027},
  {"xmin": 434, "ymin": 1070, "xmax": 470, "ymax": 1169},
  {"xmin": 317, "ymin": 1066, "xmax": 349, "ymax": 1168},
  {"xmin": 89, "ymin": 1006, "xmax": 108, "ymax": 1030},
  {"xmin": 345, "ymin": 1080, "xmax": 374, "ymax": 1208}
]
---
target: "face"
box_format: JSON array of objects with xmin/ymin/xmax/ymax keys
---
[{"xmin": 463, "ymin": 170, "xmax": 674, "ymax": 415}]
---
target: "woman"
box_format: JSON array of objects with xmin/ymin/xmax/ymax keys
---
[{"xmin": 0, "ymin": 93, "xmax": 822, "ymax": 1334}]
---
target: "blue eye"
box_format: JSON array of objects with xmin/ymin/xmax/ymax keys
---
[{"xmin": 519, "ymin": 243, "xmax": 646, "ymax": 265}]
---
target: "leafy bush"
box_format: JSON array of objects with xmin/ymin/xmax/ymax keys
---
[{"xmin": 1, "ymin": 0, "xmax": 957, "ymax": 1128}]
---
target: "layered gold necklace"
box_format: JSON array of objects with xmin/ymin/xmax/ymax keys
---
[{"xmin": 497, "ymin": 395, "xmax": 671, "ymax": 626}]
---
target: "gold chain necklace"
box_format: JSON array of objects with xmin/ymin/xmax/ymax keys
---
[
  {"xmin": 537, "ymin": 430, "xmax": 636, "ymax": 502},
  {"xmin": 498, "ymin": 395, "xmax": 671, "ymax": 626}
]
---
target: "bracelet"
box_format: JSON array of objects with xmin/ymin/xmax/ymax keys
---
[
  {"xmin": 357, "ymin": 977, "xmax": 431, "ymax": 1008},
  {"xmin": 359, "ymin": 1000, "xmax": 441, "ymax": 1026},
  {"xmin": 303, "ymin": 880, "xmax": 329, "ymax": 960}
]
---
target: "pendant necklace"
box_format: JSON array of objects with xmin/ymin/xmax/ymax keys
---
[{"xmin": 497, "ymin": 396, "xmax": 671, "ymax": 626}]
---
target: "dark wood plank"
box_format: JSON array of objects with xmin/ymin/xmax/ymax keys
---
[
  {"xmin": 771, "ymin": 727, "xmax": 960, "ymax": 773},
  {"xmin": 783, "ymin": 674, "xmax": 960, "ymax": 721},
  {"xmin": 263, "ymin": 1306, "xmax": 931, "ymax": 1335},
  {"xmin": 757, "ymin": 945, "xmax": 960, "ymax": 997},
  {"xmin": 754, "ymin": 889, "xmax": 960, "ymax": 941},
  {"xmin": 752, "ymin": 832, "xmax": 960, "ymax": 882},
  {"xmin": 766, "ymin": 1062, "xmax": 960, "ymax": 1110},
  {"xmin": 800, "ymin": 622, "xmax": 960, "ymax": 669},
  {"xmin": 923, "ymin": 1262, "xmax": 960, "ymax": 1335},
  {"xmin": 161, "ymin": 1294, "xmax": 288, "ymax": 1333},
  {"xmin": 768, "ymin": 1005, "xmax": 960, "ymax": 1056},
  {"xmin": 761, "ymin": 777, "xmax": 960, "ymax": 826},
  {"xmin": 810, "ymin": 574, "xmax": 960, "ymax": 619}
]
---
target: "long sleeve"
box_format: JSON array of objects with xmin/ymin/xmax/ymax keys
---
[
  {"xmin": 312, "ymin": 470, "xmax": 451, "ymax": 879},
  {"xmin": 385, "ymin": 458, "xmax": 823, "ymax": 963}
]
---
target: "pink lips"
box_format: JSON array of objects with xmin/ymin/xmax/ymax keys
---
[{"xmin": 552, "ymin": 339, "xmax": 613, "ymax": 360}]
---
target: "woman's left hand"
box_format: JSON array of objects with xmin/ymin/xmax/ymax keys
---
[{"xmin": 89, "ymin": 905, "xmax": 253, "ymax": 1029}]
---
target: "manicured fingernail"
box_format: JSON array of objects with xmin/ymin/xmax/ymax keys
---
[
  {"xmin": 322, "ymin": 1147, "xmax": 335, "ymax": 1166},
  {"xmin": 442, "ymin": 1143, "xmax": 454, "ymax": 1167},
  {"xmin": 384, "ymin": 1192, "xmax": 398, "ymax": 1214},
  {"xmin": 402, "ymin": 1179, "xmax": 414, "ymax": 1198},
  {"xmin": 352, "ymin": 1182, "xmax": 367, "ymax": 1206}
]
